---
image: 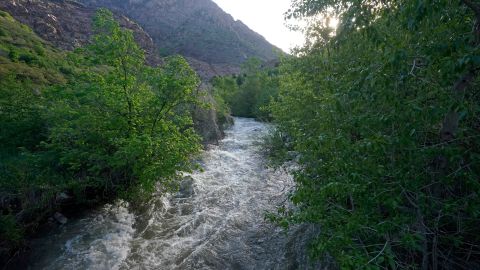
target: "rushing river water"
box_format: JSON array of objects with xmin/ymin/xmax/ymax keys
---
[{"xmin": 27, "ymin": 118, "xmax": 319, "ymax": 270}]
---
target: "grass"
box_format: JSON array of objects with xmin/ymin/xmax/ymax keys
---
[
  {"xmin": 0, "ymin": 10, "xmax": 74, "ymax": 262},
  {"xmin": 0, "ymin": 10, "xmax": 69, "ymax": 85}
]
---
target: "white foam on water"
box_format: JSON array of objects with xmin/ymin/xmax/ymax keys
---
[
  {"xmin": 116, "ymin": 118, "xmax": 296, "ymax": 269},
  {"xmin": 32, "ymin": 202, "xmax": 135, "ymax": 270},
  {"xmin": 29, "ymin": 118, "xmax": 311, "ymax": 270}
]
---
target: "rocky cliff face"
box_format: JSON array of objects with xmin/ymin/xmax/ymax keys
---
[
  {"xmin": 0, "ymin": 0, "xmax": 162, "ymax": 65},
  {"xmin": 76, "ymin": 0, "xmax": 280, "ymax": 66}
]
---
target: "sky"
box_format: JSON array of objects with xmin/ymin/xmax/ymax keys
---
[{"xmin": 211, "ymin": 0, "xmax": 305, "ymax": 53}]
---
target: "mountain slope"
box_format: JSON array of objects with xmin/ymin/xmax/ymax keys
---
[
  {"xmin": 0, "ymin": 0, "xmax": 161, "ymax": 65},
  {"xmin": 77, "ymin": 0, "xmax": 281, "ymax": 65}
]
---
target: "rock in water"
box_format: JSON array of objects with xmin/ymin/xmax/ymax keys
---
[
  {"xmin": 55, "ymin": 192, "xmax": 73, "ymax": 204},
  {"xmin": 176, "ymin": 176, "xmax": 195, "ymax": 198},
  {"xmin": 53, "ymin": 212, "xmax": 68, "ymax": 225}
]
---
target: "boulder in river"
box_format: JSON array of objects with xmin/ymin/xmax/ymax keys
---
[
  {"xmin": 53, "ymin": 212, "xmax": 68, "ymax": 225},
  {"xmin": 55, "ymin": 192, "xmax": 73, "ymax": 204},
  {"xmin": 176, "ymin": 176, "xmax": 195, "ymax": 198}
]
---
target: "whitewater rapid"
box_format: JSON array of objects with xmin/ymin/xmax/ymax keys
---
[{"xmin": 27, "ymin": 118, "xmax": 318, "ymax": 270}]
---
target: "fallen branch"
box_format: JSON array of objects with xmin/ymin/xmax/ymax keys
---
[{"xmin": 366, "ymin": 240, "xmax": 389, "ymax": 266}]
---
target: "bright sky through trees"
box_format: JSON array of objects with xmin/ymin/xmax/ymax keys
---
[{"xmin": 212, "ymin": 0, "xmax": 305, "ymax": 53}]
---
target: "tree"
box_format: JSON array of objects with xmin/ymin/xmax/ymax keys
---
[
  {"xmin": 44, "ymin": 9, "xmax": 201, "ymax": 194},
  {"xmin": 212, "ymin": 57, "xmax": 279, "ymax": 119},
  {"xmin": 0, "ymin": 8, "xmax": 202, "ymax": 259},
  {"xmin": 269, "ymin": 0, "xmax": 480, "ymax": 268}
]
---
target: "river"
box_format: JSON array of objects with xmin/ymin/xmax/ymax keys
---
[{"xmin": 26, "ymin": 118, "xmax": 319, "ymax": 270}]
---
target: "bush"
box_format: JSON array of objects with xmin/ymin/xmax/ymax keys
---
[
  {"xmin": 212, "ymin": 58, "xmax": 279, "ymax": 119},
  {"xmin": 33, "ymin": 43, "xmax": 45, "ymax": 56},
  {"xmin": 59, "ymin": 65, "xmax": 74, "ymax": 75},
  {"xmin": 8, "ymin": 49, "xmax": 18, "ymax": 61},
  {"xmin": 18, "ymin": 53, "xmax": 37, "ymax": 64},
  {"xmin": 0, "ymin": 215, "xmax": 23, "ymax": 247}
]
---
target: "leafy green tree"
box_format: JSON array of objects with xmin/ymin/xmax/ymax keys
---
[
  {"xmin": 0, "ymin": 8, "xmax": 203, "ymax": 260},
  {"xmin": 212, "ymin": 57, "xmax": 279, "ymax": 119},
  {"xmin": 269, "ymin": 0, "xmax": 480, "ymax": 268},
  {"xmin": 44, "ymin": 9, "xmax": 201, "ymax": 193}
]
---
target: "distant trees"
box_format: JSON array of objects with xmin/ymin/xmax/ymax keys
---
[{"xmin": 212, "ymin": 58, "xmax": 279, "ymax": 120}]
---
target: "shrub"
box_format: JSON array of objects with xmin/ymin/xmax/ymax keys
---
[
  {"xmin": 0, "ymin": 215, "xmax": 24, "ymax": 246},
  {"xmin": 33, "ymin": 43, "xmax": 45, "ymax": 56},
  {"xmin": 18, "ymin": 53, "xmax": 37, "ymax": 64},
  {"xmin": 59, "ymin": 65, "xmax": 74, "ymax": 75},
  {"xmin": 8, "ymin": 49, "xmax": 18, "ymax": 61}
]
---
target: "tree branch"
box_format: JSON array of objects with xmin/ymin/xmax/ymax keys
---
[
  {"xmin": 366, "ymin": 241, "xmax": 389, "ymax": 266},
  {"xmin": 439, "ymin": 1, "xmax": 480, "ymax": 141},
  {"xmin": 461, "ymin": 0, "xmax": 480, "ymax": 18}
]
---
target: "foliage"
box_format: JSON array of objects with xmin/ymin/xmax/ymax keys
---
[
  {"xmin": 212, "ymin": 58, "xmax": 280, "ymax": 119},
  {"xmin": 0, "ymin": 215, "xmax": 23, "ymax": 247},
  {"xmin": 0, "ymin": 10, "xmax": 71, "ymax": 153},
  {"xmin": 0, "ymin": 9, "xmax": 201, "ymax": 257},
  {"xmin": 269, "ymin": 0, "xmax": 480, "ymax": 269},
  {"xmin": 0, "ymin": 11, "xmax": 68, "ymax": 85},
  {"xmin": 42, "ymin": 9, "xmax": 201, "ymax": 194}
]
